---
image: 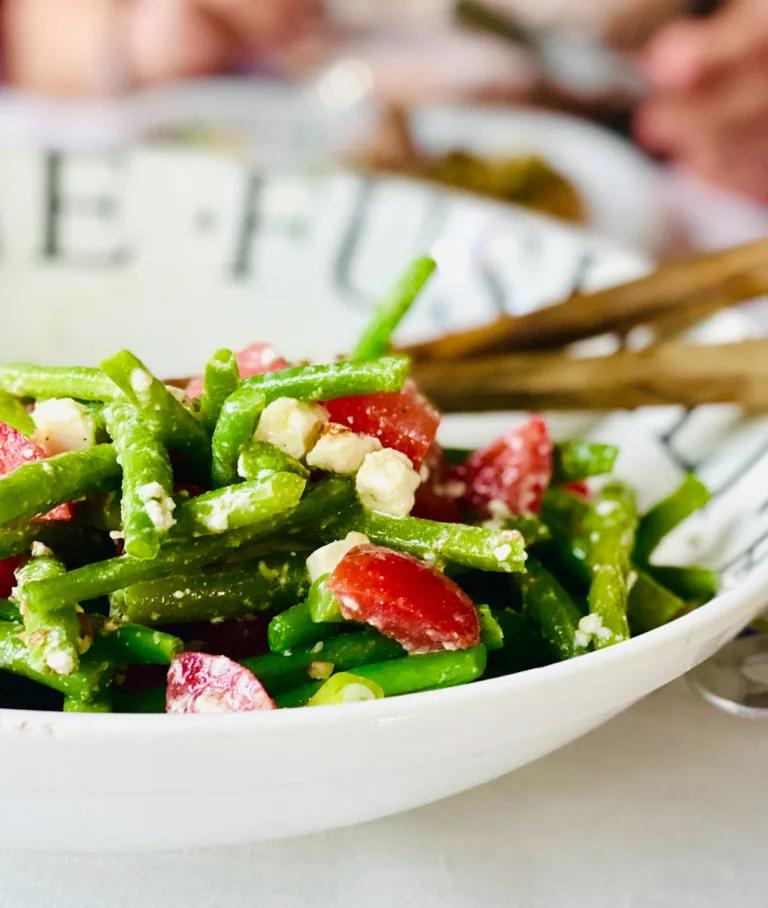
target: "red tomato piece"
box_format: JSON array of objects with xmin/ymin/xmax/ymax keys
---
[
  {"xmin": 457, "ymin": 415, "xmax": 552, "ymax": 517},
  {"xmin": 187, "ymin": 343, "xmax": 290, "ymax": 398},
  {"xmin": 328, "ymin": 544, "xmax": 480, "ymax": 654},
  {"xmin": 0, "ymin": 422, "xmax": 73, "ymax": 521},
  {"xmin": 166, "ymin": 652, "xmax": 275, "ymax": 714},
  {"xmin": 0, "ymin": 556, "xmax": 23, "ymax": 599},
  {"xmin": 324, "ymin": 381, "xmax": 439, "ymax": 468},
  {"xmin": 412, "ymin": 443, "xmax": 463, "ymax": 523},
  {"xmin": 562, "ymin": 480, "xmax": 591, "ymax": 500}
]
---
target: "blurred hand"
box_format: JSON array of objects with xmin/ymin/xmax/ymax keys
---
[
  {"xmin": 636, "ymin": 0, "xmax": 768, "ymax": 200},
  {"xmin": 3, "ymin": 0, "xmax": 323, "ymax": 96}
]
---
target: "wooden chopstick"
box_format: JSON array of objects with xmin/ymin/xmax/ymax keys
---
[
  {"xmin": 412, "ymin": 339, "xmax": 768, "ymax": 412},
  {"xmin": 401, "ymin": 237, "xmax": 768, "ymax": 362}
]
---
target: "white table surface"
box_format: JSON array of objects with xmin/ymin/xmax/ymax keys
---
[{"xmin": 2, "ymin": 677, "xmax": 766, "ymax": 908}]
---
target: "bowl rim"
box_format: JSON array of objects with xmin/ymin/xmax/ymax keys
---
[{"xmin": 0, "ymin": 557, "xmax": 761, "ymax": 739}]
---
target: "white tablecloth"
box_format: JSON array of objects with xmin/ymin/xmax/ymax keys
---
[{"xmin": 2, "ymin": 678, "xmax": 766, "ymax": 908}]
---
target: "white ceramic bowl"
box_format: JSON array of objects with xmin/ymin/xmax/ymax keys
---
[{"xmin": 0, "ymin": 148, "xmax": 765, "ymax": 851}]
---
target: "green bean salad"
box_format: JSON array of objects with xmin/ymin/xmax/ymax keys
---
[{"xmin": 0, "ymin": 258, "xmax": 716, "ymax": 713}]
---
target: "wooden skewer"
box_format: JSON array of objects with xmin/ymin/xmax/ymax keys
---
[
  {"xmin": 401, "ymin": 237, "xmax": 768, "ymax": 362},
  {"xmin": 412, "ymin": 339, "xmax": 768, "ymax": 412}
]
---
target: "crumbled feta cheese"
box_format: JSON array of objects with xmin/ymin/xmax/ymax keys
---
[
  {"xmin": 355, "ymin": 448, "xmax": 421, "ymax": 517},
  {"xmin": 46, "ymin": 648, "xmax": 75, "ymax": 676},
  {"xmin": 574, "ymin": 612, "xmax": 613, "ymax": 648},
  {"xmin": 419, "ymin": 463, "xmax": 430, "ymax": 483},
  {"xmin": 31, "ymin": 398, "xmax": 95, "ymax": 455},
  {"xmin": 493, "ymin": 544, "xmax": 512, "ymax": 562},
  {"xmin": 487, "ymin": 498, "xmax": 512, "ymax": 520},
  {"xmin": 164, "ymin": 384, "xmax": 189, "ymax": 403},
  {"xmin": 30, "ymin": 541, "xmax": 53, "ymax": 558},
  {"xmin": 254, "ymin": 397, "xmax": 328, "ymax": 460},
  {"xmin": 130, "ymin": 368, "xmax": 153, "ymax": 394},
  {"xmin": 574, "ymin": 629, "xmax": 591, "ymax": 649},
  {"xmin": 306, "ymin": 531, "xmax": 370, "ymax": 582},
  {"xmin": 109, "ymin": 530, "xmax": 124, "ymax": 541},
  {"xmin": 578, "ymin": 613, "xmax": 604, "ymax": 636},
  {"xmin": 306, "ymin": 423, "xmax": 381, "ymax": 474},
  {"xmin": 137, "ymin": 481, "xmax": 176, "ymax": 532}
]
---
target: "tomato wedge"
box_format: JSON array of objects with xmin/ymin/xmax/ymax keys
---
[
  {"xmin": 456, "ymin": 415, "xmax": 552, "ymax": 516},
  {"xmin": 0, "ymin": 422, "xmax": 73, "ymax": 521},
  {"xmin": 166, "ymin": 652, "xmax": 275, "ymax": 714},
  {"xmin": 412, "ymin": 443, "xmax": 463, "ymax": 523},
  {"xmin": 187, "ymin": 343, "xmax": 290, "ymax": 398},
  {"xmin": 324, "ymin": 382, "xmax": 439, "ymax": 468},
  {"xmin": 328, "ymin": 544, "xmax": 480, "ymax": 654}
]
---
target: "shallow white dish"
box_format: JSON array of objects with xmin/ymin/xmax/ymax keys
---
[{"xmin": 0, "ymin": 148, "xmax": 765, "ymax": 851}]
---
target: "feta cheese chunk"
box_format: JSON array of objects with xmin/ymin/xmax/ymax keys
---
[
  {"xmin": 306, "ymin": 531, "xmax": 370, "ymax": 582},
  {"xmin": 306, "ymin": 423, "xmax": 381, "ymax": 474},
  {"xmin": 355, "ymin": 448, "xmax": 421, "ymax": 517},
  {"xmin": 130, "ymin": 368, "xmax": 153, "ymax": 394},
  {"xmin": 137, "ymin": 481, "xmax": 176, "ymax": 532},
  {"xmin": 31, "ymin": 397, "xmax": 95, "ymax": 455},
  {"xmin": 254, "ymin": 397, "xmax": 328, "ymax": 460}
]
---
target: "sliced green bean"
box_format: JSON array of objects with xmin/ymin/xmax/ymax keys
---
[
  {"xmin": 552, "ymin": 441, "xmax": 618, "ymax": 482},
  {"xmin": 240, "ymin": 356, "xmax": 410, "ymax": 403},
  {"xmin": 306, "ymin": 576, "xmax": 343, "ymax": 623},
  {"xmin": 199, "ymin": 348, "xmax": 240, "ymax": 435},
  {"xmin": 0, "ymin": 390, "xmax": 34, "ymax": 436},
  {"xmin": 645, "ymin": 564, "xmax": 718, "ymax": 604},
  {"xmin": 0, "ymin": 522, "xmax": 112, "ymax": 562},
  {"xmin": 330, "ymin": 507, "xmax": 527, "ymax": 573},
  {"xmin": 0, "ymin": 600, "xmax": 19, "ymax": 622},
  {"xmin": 211, "ymin": 386, "xmax": 267, "ymax": 487},
  {"xmin": 101, "ymin": 350, "xmax": 210, "ymax": 481},
  {"xmin": 0, "ymin": 620, "xmax": 111, "ymax": 702},
  {"xmin": 0, "ymin": 444, "xmax": 119, "ymax": 525},
  {"xmin": 104, "ymin": 401, "xmax": 175, "ymax": 560},
  {"xmin": 627, "ymin": 570, "xmax": 685, "ymax": 636},
  {"xmin": 0, "ymin": 363, "xmax": 116, "ymax": 401},
  {"xmin": 585, "ymin": 482, "xmax": 637, "ymax": 649},
  {"xmin": 352, "ymin": 256, "xmax": 436, "ymax": 360},
  {"xmin": 15, "ymin": 555, "xmax": 82, "ymax": 676},
  {"xmin": 173, "ymin": 472, "xmax": 305, "ymax": 537},
  {"xmin": 476, "ymin": 604, "xmax": 504, "ymax": 651},
  {"xmin": 236, "ymin": 441, "xmax": 309, "ymax": 482},
  {"xmin": 244, "ymin": 629, "xmax": 404, "ymax": 693},
  {"xmin": 268, "ymin": 600, "xmax": 342, "ymax": 653},
  {"xmin": 352, "ymin": 645, "xmax": 487, "ymax": 696},
  {"xmin": 110, "ymin": 555, "xmax": 309, "ymax": 625},
  {"xmin": 519, "ymin": 556, "xmax": 585, "ymax": 661},
  {"xmin": 63, "ymin": 692, "xmax": 113, "ymax": 712},
  {"xmin": 273, "ymin": 680, "xmax": 323, "ymax": 708},
  {"xmin": 634, "ymin": 474, "xmax": 711, "ymax": 565},
  {"xmin": 92, "ymin": 620, "xmax": 183, "ymax": 665}
]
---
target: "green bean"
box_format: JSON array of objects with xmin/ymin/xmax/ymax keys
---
[
  {"xmin": 540, "ymin": 486, "xmax": 590, "ymax": 536},
  {"xmin": 78, "ymin": 490, "xmax": 122, "ymax": 533},
  {"xmin": 0, "ymin": 363, "xmax": 116, "ymax": 401},
  {"xmin": 352, "ymin": 257, "xmax": 436, "ymax": 360},
  {"xmin": 627, "ymin": 570, "xmax": 685, "ymax": 636},
  {"xmin": 552, "ymin": 441, "xmax": 618, "ymax": 482},
  {"xmin": 351, "ymin": 645, "xmax": 487, "ymax": 696},
  {"xmin": 329, "ymin": 507, "xmax": 527, "ymax": 573},
  {"xmin": 172, "ymin": 473, "xmax": 305, "ymax": 537},
  {"xmin": 239, "ymin": 356, "xmax": 410, "ymax": 402},
  {"xmin": 101, "ymin": 350, "xmax": 210, "ymax": 481},
  {"xmin": 497, "ymin": 515, "xmax": 550, "ymax": 547},
  {"xmin": 273, "ymin": 680, "xmax": 323, "ymax": 708},
  {"xmin": 308, "ymin": 672, "xmax": 384, "ymax": 705},
  {"xmin": 0, "ymin": 444, "xmax": 120, "ymax": 525},
  {"xmin": 519, "ymin": 556, "xmax": 585, "ymax": 660},
  {"xmin": 644, "ymin": 564, "xmax": 718, "ymax": 604},
  {"xmin": 110, "ymin": 555, "xmax": 309, "ymax": 625},
  {"xmin": 476, "ymin": 604, "xmax": 504, "ymax": 651},
  {"xmin": 103, "ymin": 401, "xmax": 175, "ymax": 560},
  {"xmin": 236, "ymin": 441, "xmax": 309, "ymax": 482},
  {"xmin": 0, "ymin": 522, "xmax": 110, "ymax": 561},
  {"xmin": 0, "ymin": 620, "xmax": 111, "ymax": 702},
  {"xmin": 268, "ymin": 600, "xmax": 342, "ymax": 653},
  {"xmin": 244, "ymin": 629, "xmax": 404, "ymax": 693},
  {"xmin": 0, "ymin": 390, "xmax": 34, "ymax": 436},
  {"xmin": 634, "ymin": 474, "xmax": 711, "ymax": 565},
  {"xmin": 585, "ymin": 482, "xmax": 637, "ymax": 648},
  {"xmin": 211, "ymin": 386, "xmax": 267, "ymax": 487},
  {"xmin": 199, "ymin": 348, "xmax": 240, "ymax": 435},
  {"xmin": 306, "ymin": 576, "xmax": 343, "ymax": 623},
  {"xmin": 63, "ymin": 692, "xmax": 113, "ymax": 712},
  {"xmin": 91, "ymin": 620, "xmax": 183, "ymax": 665},
  {"xmin": 15, "ymin": 555, "xmax": 82, "ymax": 676}
]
